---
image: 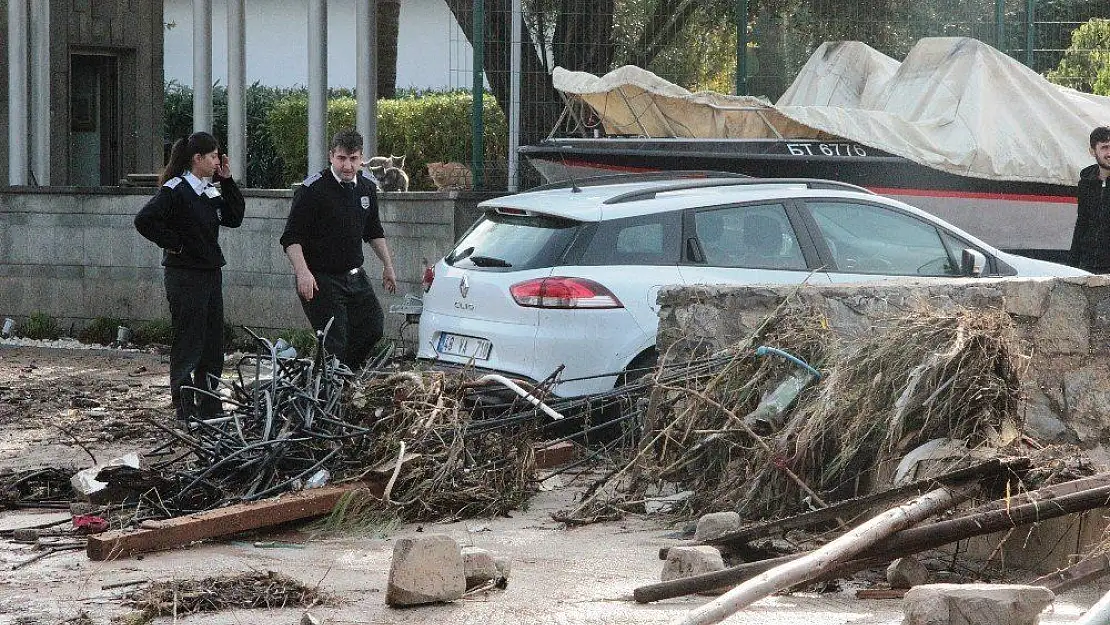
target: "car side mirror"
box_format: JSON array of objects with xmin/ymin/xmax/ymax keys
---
[{"xmin": 961, "ymin": 248, "xmax": 986, "ymax": 277}]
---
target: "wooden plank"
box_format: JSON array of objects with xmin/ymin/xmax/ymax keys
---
[
  {"xmin": 87, "ymin": 482, "xmax": 381, "ymax": 561},
  {"xmin": 534, "ymin": 441, "xmax": 576, "ymax": 470}
]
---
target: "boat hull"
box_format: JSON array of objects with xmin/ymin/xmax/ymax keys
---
[{"xmin": 521, "ymin": 138, "xmax": 1076, "ymax": 261}]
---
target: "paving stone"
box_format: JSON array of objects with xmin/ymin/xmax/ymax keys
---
[
  {"xmin": 902, "ymin": 583, "xmax": 1054, "ymax": 625},
  {"xmin": 385, "ymin": 534, "xmax": 465, "ymax": 607}
]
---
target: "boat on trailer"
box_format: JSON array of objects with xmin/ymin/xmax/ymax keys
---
[{"xmin": 522, "ymin": 38, "xmax": 1110, "ymax": 263}]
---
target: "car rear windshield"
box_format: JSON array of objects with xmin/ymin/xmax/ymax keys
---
[{"xmin": 445, "ymin": 211, "xmax": 581, "ymax": 271}]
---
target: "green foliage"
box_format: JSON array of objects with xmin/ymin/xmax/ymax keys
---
[
  {"xmin": 18, "ymin": 312, "xmax": 61, "ymax": 341},
  {"xmin": 223, "ymin": 324, "xmax": 261, "ymax": 353},
  {"xmin": 267, "ymin": 95, "xmax": 358, "ymax": 184},
  {"xmin": 277, "ymin": 328, "xmax": 318, "ymax": 357},
  {"xmin": 80, "ymin": 317, "xmax": 127, "ymax": 345},
  {"xmin": 1046, "ymin": 18, "xmax": 1110, "ymax": 93},
  {"xmin": 267, "ymin": 90, "xmax": 507, "ymax": 190},
  {"xmin": 163, "ymin": 80, "xmax": 299, "ymax": 188},
  {"xmin": 132, "ymin": 318, "xmax": 175, "ymax": 346}
]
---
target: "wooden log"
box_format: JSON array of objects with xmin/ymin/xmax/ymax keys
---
[
  {"xmin": 855, "ymin": 588, "xmax": 908, "ymax": 599},
  {"xmin": 703, "ymin": 458, "xmax": 1026, "ymax": 549},
  {"xmin": 1032, "ymin": 555, "xmax": 1110, "ymax": 593},
  {"xmin": 667, "ymin": 487, "xmax": 963, "ymax": 625},
  {"xmin": 86, "ymin": 482, "xmax": 378, "ymax": 561},
  {"xmin": 636, "ymin": 479, "xmax": 1110, "ymax": 603}
]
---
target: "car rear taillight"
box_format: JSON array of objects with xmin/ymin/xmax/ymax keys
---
[
  {"xmin": 509, "ymin": 277, "xmax": 624, "ymax": 309},
  {"xmin": 421, "ymin": 261, "xmax": 435, "ymax": 292}
]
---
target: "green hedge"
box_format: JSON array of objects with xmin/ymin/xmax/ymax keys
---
[
  {"xmin": 267, "ymin": 91, "xmax": 508, "ymax": 190},
  {"xmin": 165, "ymin": 83, "xmax": 509, "ymax": 190}
]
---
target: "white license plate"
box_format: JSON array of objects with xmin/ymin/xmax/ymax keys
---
[{"xmin": 436, "ymin": 333, "xmax": 492, "ymax": 360}]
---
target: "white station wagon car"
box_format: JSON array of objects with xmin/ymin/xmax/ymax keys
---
[{"xmin": 417, "ymin": 175, "xmax": 1087, "ymax": 397}]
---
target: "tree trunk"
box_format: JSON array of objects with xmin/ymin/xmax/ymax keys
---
[
  {"xmin": 442, "ymin": 0, "xmax": 564, "ymax": 146},
  {"xmin": 377, "ymin": 0, "xmax": 400, "ymax": 99}
]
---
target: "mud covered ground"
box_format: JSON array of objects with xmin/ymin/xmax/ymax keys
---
[
  {"xmin": 0, "ymin": 344, "xmax": 170, "ymax": 471},
  {"xmin": 0, "ymin": 343, "xmax": 1104, "ymax": 624}
]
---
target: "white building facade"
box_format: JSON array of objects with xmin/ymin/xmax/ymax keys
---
[{"xmin": 162, "ymin": 0, "xmax": 474, "ymax": 90}]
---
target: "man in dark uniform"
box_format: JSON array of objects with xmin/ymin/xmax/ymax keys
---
[
  {"xmin": 280, "ymin": 129, "xmax": 397, "ymax": 369},
  {"xmin": 1069, "ymin": 126, "xmax": 1110, "ymax": 274}
]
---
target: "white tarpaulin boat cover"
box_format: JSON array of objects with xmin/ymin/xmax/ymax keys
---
[{"xmin": 551, "ymin": 37, "xmax": 1110, "ymax": 186}]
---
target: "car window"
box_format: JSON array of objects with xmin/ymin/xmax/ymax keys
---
[
  {"xmin": 807, "ymin": 201, "xmax": 960, "ymax": 276},
  {"xmin": 446, "ymin": 212, "xmax": 580, "ymax": 271},
  {"xmin": 693, "ymin": 204, "xmax": 806, "ymax": 270},
  {"xmin": 578, "ymin": 211, "xmax": 682, "ymax": 265}
]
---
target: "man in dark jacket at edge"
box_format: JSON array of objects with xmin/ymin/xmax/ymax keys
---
[{"xmin": 1069, "ymin": 125, "xmax": 1110, "ymax": 273}]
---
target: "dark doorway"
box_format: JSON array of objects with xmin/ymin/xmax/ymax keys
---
[{"xmin": 69, "ymin": 54, "xmax": 119, "ymax": 186}]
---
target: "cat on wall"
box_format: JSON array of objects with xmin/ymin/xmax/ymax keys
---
[
  {"xmin": 362, "ymin": 154, "xmax": 409, "ymax": 192},
  {"xmin": 426, "ymin": 161, "xmax": 472, "ymax": 191}
]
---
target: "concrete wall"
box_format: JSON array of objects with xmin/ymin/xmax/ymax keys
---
[{"xmin": 0, "ymin": 187, "xmax": 498, "ymax": 335}]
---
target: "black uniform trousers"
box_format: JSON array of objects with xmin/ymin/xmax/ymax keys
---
[
  {"xmin": 165, "ymin": 266, "xmax": 225, "ymax": 419},
  {"xmin": 301, "ymin": 268, "xmax": 384, "ymax": 370}
]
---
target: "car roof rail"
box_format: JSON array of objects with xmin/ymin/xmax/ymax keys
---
[
  {"xmin": 601, "ymin": 177, "xmax": 876, "ymax": 205},
  {"xmin": 527, "ymin": 170, "xmax": 752, "ymax": 193}
]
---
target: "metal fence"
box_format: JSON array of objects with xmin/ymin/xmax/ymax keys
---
[{"xmin": 445, "ymin": 0, "xmax": 1110, "ymax": 190}]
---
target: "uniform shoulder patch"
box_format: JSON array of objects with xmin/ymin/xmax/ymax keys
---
[
  {"xmin": 302, "ymin": 172, "xmax": 323, "ymax": 187},
  {"xmin": 163, "ymin": 177, "xmax": 183, "ymax": 189}
]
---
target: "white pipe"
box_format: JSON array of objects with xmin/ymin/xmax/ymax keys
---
[
  {"xmin": 227, "ymin": 0, "xmax": 246, "ymax": 181},
  {"xmin": 508, "ymin": 0, "xmax": 522, "ymax": 191},
  {"xmin": 192, "ymin": 0, "xmax": 213, "ymax": 132},
  {"xmin": 8, "ymin": 0, "xmax": 29, "ymax": 185},
  {"xmin": 356, "ymin": 0, "xmax": 378, "ymax": 157},
  {"xmin": 1077, "ymin": 588, "xmax": 1110, "ymax": 625},
  {"xmin": 474, "ymin": 374, "xmax": 565, "ymax": 421},
  {"xmin": 307, "ymin": 0, "xmax": 328, "ymax": 174},
  {"xmin": 29, "ymin": 0, "xmax": 49, "ymax": 185}
]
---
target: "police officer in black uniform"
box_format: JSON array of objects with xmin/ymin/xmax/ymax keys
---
[
  {"xmin": 135, "ymin": 131, "xmax": 245, "ymax": 423},
  {"xmin": 280, "ymin": 129, "xmax": 397, "ymax": 369}
]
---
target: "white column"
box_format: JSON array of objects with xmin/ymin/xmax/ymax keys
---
[
  {"xmin": 227, "ymin": 0, "xmax": 246, "ymax": 181},
  {"xmin": 29, "ymin": 0, "xmax": 50, "ymax": 185},
  {"xmin": 508, "ymin": 0, "xmax": 522, "ymax": 191},
  {"xmin": 356, "ymin": 0, "xmax": 378, "ymax": 157},
  {"xmin": 192, "ymin": 0, "xmax": 213, "ymax": 132},
  {"xmin": 307, "ymin": 0, "xmax": 328, "ymax": 174},
  {"xmin": 7, "ymin": 0, "xmax": 29, "ymax": 185}
]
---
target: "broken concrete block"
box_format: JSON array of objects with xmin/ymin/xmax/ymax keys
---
[
  {"xmin": 661, "ymin": 546, "xmax": 725, "ymax": 582},
  {"xmin": 386, "ymin": 534, "xmax": 465, "ymax": 607},
  {"xmin": 902, "ymin": 583, "xmax": 1054, "ymax": 625},
  {"xmin": 887, "ymin": 556, "xmax": 929, "ymax": 589},
  {"xmin": 461, "ymin": 546, "xmax": 499, "ymax": 589},
  {"xmin": 694, "ymin": 511, "xmax": 740, "ymax": 541}
]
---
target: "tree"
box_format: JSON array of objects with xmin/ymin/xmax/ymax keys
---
[{"xmin": 1046, "ymin": 18, "xmax": 1110, "ymax": 93}]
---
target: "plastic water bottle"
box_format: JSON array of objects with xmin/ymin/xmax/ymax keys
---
[{"xmin": 304, "ymin": 469, "xmax": 330, "ymax": 489}]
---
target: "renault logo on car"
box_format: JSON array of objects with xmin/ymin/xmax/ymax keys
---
[{"xmin": 459, "ymin": 274, "xmax": 470, "ymax": 298}]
